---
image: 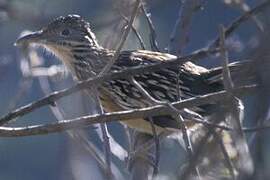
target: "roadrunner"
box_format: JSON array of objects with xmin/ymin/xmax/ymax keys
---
[
  {"xmin": 15, "ymin": 14, "xmax": 255, "ymax": 178},
  {"xmin": 15, "ymin": 15, "xmax": 247, "ymax": 134}
]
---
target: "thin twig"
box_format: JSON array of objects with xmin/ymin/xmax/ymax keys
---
[
  {"xmin": 128, "ymin": 132, "xmax": 155, "ymax": 180},
  {"xmin": 99, "ymin": 0, "xmax": 141, "ymax": 76},
  {"xmin": 180, "ymin": 123, "xmax": 212, "ymax": 179},
  {"xmin": 219, "ymin": 25, "xmax": 234, "ymax": 90},
  {"xmin": 148, "ymin": 117, "xmax": 159, "ymax": 176},
  {"xmin": 218, "ymin": 25, "xmax": 237, "ymax": 180},
  {"xmin": 168, "ymin": 105, "xmax": 202, "ymax": 178},
  {"xmin": 7, "ymin": 77, "xmax": 33, "ymax": 111},
  {"xmin": 130, "ymin": 62, "xmax": 205, "ymax": 177},
  {"xmin": 210, "ymin": 0, "xmax": 270, "ymax": 48},
  {"xmin": 88, "ymin": 87, "xmax": 113, "ymax": 179},
  {"xmin": 98, "ymin": 118, "xmax": 112, "ymax": 178},
  {"xmin": 131, "ymin": 77, "xmax": 201, "ymax": 177},
  {"xmin": 212, "ymin": 130, "xmax": 236, "ymax": 180},
  {"xmin": 129, "ymin": 132, "xmax": 169, "ymax": 157},
  {"xmin": 244, "ymin": 124, "xmax": 270, "ymax": 132},
  {"xmin": 118, "ymin": 11, "xmax": 146, "ymax": 49},
  {"xmin": 98, "ymin": 1, "xmax": 142, "ymax": 176},
  {"xmin": 180, "ymin": 113, "xmax": 226, "ymax": 180},
  {"xmin": 224, "ymin": 1, "xmax": 264, "ymax": 32},
  {"xmin": 168, "ymin": 0, "xmax": 203, "ymax": 55},
  {"xmin": 129, "ymin": 78, "xmax": 161, "ymax": 176},
  {"xmin": 219, "ymin": 24, "xmax": 253, "ymax": 176},
  {"xmin": 141, "ymin": 3, "xmax": 160, "ymax": 52}
]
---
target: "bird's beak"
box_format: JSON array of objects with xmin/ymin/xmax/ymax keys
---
[{"xmin": 14, "ymin": 30, "xmax": 44, "ymax": 47}]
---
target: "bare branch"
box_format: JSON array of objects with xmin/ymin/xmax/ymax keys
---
[
  {"xmin": 179, "ymin": 117, "xmax": 215, "ymax": 180},
  {"xmin": 168, "ymin": 0, "xmax": 203, "ymax": 55},
  {"xmin": 131, "ymin": 77, "xmax": 201, "ymax": 177},
  {"xmin": 219, "ymin": 25, "xmax": 234, "ymax": 91},
  {"xmin": 244, "ymin": 124, "xmax": 270, "ymax": 132},
  {"xmin": 129, "ymin": 77, "xmax": 160, "ymax": 176},
  {"xmin": 218, "ymin": 24, "xmax": 237, "ymax": 179},
  {"xmin": 95, "ymin": 1, "xmax": 142, "ymax": 176},
  {"xmin": 99, "ymin": 118, "xmax": 113, "ymax": 178},
  {"xmin": 222, "ymin": 0, "xmax": 264, "ymax": 32},
  {"xmin": 118, "ymin": 11, "xmax": 146, "ymax": 49},
  {"xmin": 0, "ymin": 85, "xmax": 256, "ymax": 137},
  {"xmin": 219, "ymin": 24, "xmax": 253, "ymax": 176},
  {"xmin": 148, "ymin": 117, "xmax": 159, "ymax": 176},
  {"xmin": 7, "ymin": 76, "xmax": 33, "ymax": 111},
  {"xmin": 141, "ymin": 2, "xmax": 160, "ymax": 52},
  {"xmin": 210, "ymin": 0, "xmax": 270, "ymax": 48},
  {"xmin": 213, "ymin": 130, "xmax": 236, "ymax": 180},
  {"xmin": 99, "ymin": 0, "xmax": 141, "ymax": 76},
  {"xmin": 129, "ymin": 132, "xmax": 155, "ymax": 180}
]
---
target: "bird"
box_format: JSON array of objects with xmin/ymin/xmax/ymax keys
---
[
  {"xmin": 14, "ymin": 14, "xmax": 257, "ymax": 178},
  {"xmin": 15, "ymin": 14, "xmax": 249, "ymax": 135}
]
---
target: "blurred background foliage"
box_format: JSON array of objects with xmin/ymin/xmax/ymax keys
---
[{"xmin": 0, "ymin": 0, "xmax": 269, "ymax": 179}]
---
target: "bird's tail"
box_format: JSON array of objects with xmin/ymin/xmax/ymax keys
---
[{"xmin": 203, "ymin": 60, "xmax": 255, "ymax": 87}]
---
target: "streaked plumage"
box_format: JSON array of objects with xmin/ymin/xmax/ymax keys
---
[
  {"xmin": 15, "ymin": 14, "xmax": 245, "ymax": 134},
  {"xmin": 15, "ymin": 14, "xmax": 257, "ymax": 179}
]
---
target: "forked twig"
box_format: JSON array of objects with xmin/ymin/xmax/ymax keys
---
[
  {"xmin": 118, "ymin": 11, "xmax": 146, "ymax": 49},
  {"xmin": 141, "ymin": 2, "xmax": 160, "ymax": 52},
  {"xmin": 99, "ymin": 0, "xmax": 141, "ymax": 76},
  {"xmin": 168, "ymin": 0, "xmax": 203, "ymax": 55}
]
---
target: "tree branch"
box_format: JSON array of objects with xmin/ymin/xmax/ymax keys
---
[
  {"xmin": 141, "ymin": 2, "xmax": 160, "ymax": 52},
  {"xmin": 118, "ymin": 11, "xmax": 146, "ymax": 50},
  {"xmin": 99, "ymin": 0, "xmax": 141, "ymax": 76},
  {"xmin": 0, "ymin": 85, "xmax": 256, "ymax": 137},
  {"xmin": 219, "ymin": 24, "xmax": 253, "ymax": 176},
  {"xmin": 168, "ymin": 0, "xmax": 203, "ymax": 55},
  {"xmin": 210, "ymin": 0, "xmax": 270, "ymax": 48}
]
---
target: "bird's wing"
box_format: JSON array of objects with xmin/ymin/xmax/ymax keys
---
[
  {"xmin": 97, "ymin": 50, "xmax": 217, "ymax": 133},
  {"xmin": 99, "ymin": 50, "xmax": 223, "ymax": 113},
  {"xmin": 110, "ymin": 50, "xmax": 215, "ymax": 99}
]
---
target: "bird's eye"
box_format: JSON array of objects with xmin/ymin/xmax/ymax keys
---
[{"xmin": 61, "ymin": 29, "xmax": 70, "ymax": 36}]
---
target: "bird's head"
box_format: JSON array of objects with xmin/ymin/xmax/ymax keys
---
[
  {"xmin": 15, "ymin": 15, "xmax": 106, "ymax": 75},
  {"xmin": 15, "ymin": 14, "xmax": 99, "ymax": 49}
]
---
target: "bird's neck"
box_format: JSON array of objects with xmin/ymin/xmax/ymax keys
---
[{"xmin": 69, "ymin": 44, "xmax": 114, "ymax": 80}]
